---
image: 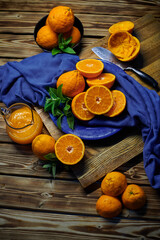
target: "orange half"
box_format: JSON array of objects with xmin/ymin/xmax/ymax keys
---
[
  {"xmin": 104, "ymin": 90, "xmax": 126, "ymax": 117},
  {"xmin": 71, "ymin": 92, "xmax": 95, "ymax": 121},
  {"xmin": 109, "ymin": 21, "xmax": 134, "ymax": 34},
  {"xmin": 86, "ymin": 73, "xmax": 116, "ymax": 88},
  {"xmin": 84, "ymin": 85, "xmax": 113, "ymax": 115},
  {"xmin": 76, "ymin": 59, "xmax": 104, "ymax": 78},
  {"xmin": 55, "ymin": 134, "xmax": 85, "ymax": 165}
]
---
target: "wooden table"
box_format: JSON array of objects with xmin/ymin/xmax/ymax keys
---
[{"xmin": 0, "ymin": 1, "xmax": 160, "ymax": 239}]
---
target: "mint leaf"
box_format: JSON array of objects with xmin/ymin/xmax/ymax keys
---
[
  {"xmin": 52, "ymin": 163, "xmax": 56, "ymax": 179},
  {"xmin": 52, "ymin": 47, "xmax": 61, "ymax": 55},
  {"xmin": 44, "ymin": 152, "xmax": 57, "ymax": 160},
  {"xmin": 57, "ymin": 113, "xmax": 64, "ymax": 129},
  {"xmin": 66, "ymin": 112, "xmax": 75, "ymax": 130},
  {"xmin": 63, "ymin": 36, "xmax": 72, "ymax": 46},
  {"xmin": 62, "ymin": 46, "xmax": 76, "ymax": 54}
]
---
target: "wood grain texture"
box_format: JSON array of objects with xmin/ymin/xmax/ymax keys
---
[{"xmin": 0, "ymin": 208, "xmax": 160, "ymax": 240}]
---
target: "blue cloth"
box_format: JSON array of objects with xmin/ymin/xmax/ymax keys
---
[{"xmin": 0, "ymin": 52, "xmax": 160, "ymax": 189}]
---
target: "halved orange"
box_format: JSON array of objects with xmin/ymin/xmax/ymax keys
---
[
  {"xmin": 108, "ymin": 31, "xmax": 140, "ymax": 62},
  {"xmin": 84, "ymin": 85, "xmax": 113, "ymax": 115},
  {"xmin": 109, "ymin": 21, "xmax": 134, "ymax": 34},
  {"xmin": 55, "ymin": 134, "xmax": 85, "ymax": 165},
  {"xmin": 104, "ymin": 90, "xmax": 126, "ymax": 117},
  {"xmin": 86, "ymin": 73, "xmax": 116, "ymax": 89},
  {"xmin": 76, "ymin": 59, "xmax": 104, "ymax": 78},
  {"xmin": 71, "ymin": 92, "xmax": 95, "ymax": 121}
]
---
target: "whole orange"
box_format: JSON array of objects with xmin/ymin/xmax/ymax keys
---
[
  {"xmin": 32, "ymin": 134, "xmax": 56, "ymax": 160},
  {"xmin": 56, "ymin": 70, "xmax": 85, "ymax": 98},
  {"xmin": 101, "ymin": 171, "xmax": 127, "ymax": 197},
  {"xmin": 48, "ymin": 6, "xmax": 74, "ymax": 33},
  {"xmin": 36, "ymin": 25, "xmax": 58, "ymax": 50},
  {"xmin": 122, "ymin": 184, "xmax": 146, "ymax": 210},
  {"xmin": 96, "ymin": 195, "xmax": 122, "ymax": 218}
]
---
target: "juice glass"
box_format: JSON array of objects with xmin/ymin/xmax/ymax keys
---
[{"xmin": 1, "ymin": 103, "xmax": 43, "ymax": 144}]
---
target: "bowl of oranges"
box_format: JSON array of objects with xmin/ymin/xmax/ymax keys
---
[{"xmin": 34, "ymin": 6, "xmax": 84, "ymax": 53}]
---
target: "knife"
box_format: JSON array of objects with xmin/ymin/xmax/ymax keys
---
[{"xmin": 92, "ymin": 47, "xmax": 160, "ymax": 92}]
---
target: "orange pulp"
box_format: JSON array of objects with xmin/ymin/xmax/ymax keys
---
[{"xmin": 6, "ymin": 106, "xmax": 43, "ymax": 144}]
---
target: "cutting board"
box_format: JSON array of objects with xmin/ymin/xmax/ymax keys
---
[{"xmin": 35, "ymin": 14, "xmax": 160, "ymax": 188}]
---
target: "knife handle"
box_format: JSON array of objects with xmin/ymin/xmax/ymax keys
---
[{"xmin": 124, "ymin": 67, "xmax": 160, "ymax": 92}]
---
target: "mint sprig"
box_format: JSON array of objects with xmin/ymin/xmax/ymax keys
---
[
  {"xmin": 52, "ymin": 33, "xmax": 76, "ymax": 55},
  {"xmin": 43, "ymin": 153, "xmax": 58, "ymax": 178},
  {"xmin": 44, "ymin": 84, "xmax": 75, "ymax": 130}
]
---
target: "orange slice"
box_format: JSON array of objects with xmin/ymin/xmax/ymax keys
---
[
  {"xmin": 108, "ymin": 31, "xmax": 140, "ymax": 62},
  {"xmin": 55, "ymin": 134, "xmax": 85, "ymax": 165},
  {"xmin": 109, "ymin": 21, "xmax": 134, "ymax": 34},
  {"xmin": 104, "ymin": 90, "xmax": 126, "ymax": 117},
  {"xmin": 86, "ymin": 73, "xmax": 116, "ymax": 89},
  {"xmin": 76, "ymin": 59, "xmax": 104, "ymax": 78},
  {"xmin": 71, "ymin": 92, "xmax": 95, "ymax": 121},
  {"xmin": 84, "ymin": 85, "xmax": 113, "ymax": 115}
]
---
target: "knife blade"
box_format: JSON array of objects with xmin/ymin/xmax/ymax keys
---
[{"xmin": 92, "ymin": 47, "xmax": 160, "ymax": 92}]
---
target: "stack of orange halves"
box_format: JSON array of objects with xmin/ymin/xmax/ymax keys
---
[
  {"xmin": 56, "ymin": 58, "xmax": 127, "ymax": 121},
  {"xmin": 96, "ymin": 172, "xmax": 147, "ymax": 218}
]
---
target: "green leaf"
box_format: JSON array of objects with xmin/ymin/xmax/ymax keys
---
[
  {"xmin": 66, "ymin": 113, "xmax": 75, "ymax": 130},
  {"xmin": 63, "ymin": 37, "xmax": 72, "ymax": 46},
  {"xmin": 44, "ymin": 99, "xmax": 53, "ymax": 112},
  {"xmin": 52, "ymin": 47, "xmax": 61, "ymax": 55},
  {"xmin": 63, "ymin": 102, "xmax": 71, "ymax": 115},
  {"xmin": 57, "ymin": 113, "xmax": 64, "ymax": 130},
  {"xmin": 52, "ymin": 163, "xmax": 56, "ymax": 178},
  {"xmin": 43, "ymin": 164, "xmax": 52, "ymax": 169},
  {"xmin": 44, "ymin": 152, "xmax": 57, "ymax": 160},
  {"xmin": 62, "ymin": 46, "xmax": 76, "ymax": 54},
  {"xmin": 56, "ymin": 84, "xmax": 66, "ymax": 102}
]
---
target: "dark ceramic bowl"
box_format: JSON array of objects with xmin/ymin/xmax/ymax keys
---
[{"xmin": 34, "ymin": 15, "xmax": 84, "ymax": 53}]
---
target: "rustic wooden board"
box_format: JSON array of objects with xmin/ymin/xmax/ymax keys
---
[{"xmin": 35, "ymin": 14, "xmax": 160, "ymax": 188}]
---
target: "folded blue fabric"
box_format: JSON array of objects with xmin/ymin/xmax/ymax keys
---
[{"xmin": 0, "ymin": 52, "xmax": 160, "ymax": 189}]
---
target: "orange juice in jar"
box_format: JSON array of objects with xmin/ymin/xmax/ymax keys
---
[{"xmin": 1, "ymin": 103, "xmax": 43, "ymax": 144}]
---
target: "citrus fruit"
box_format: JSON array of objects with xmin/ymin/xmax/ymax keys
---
[
  {"xmin": 71, "ymin": 92, "xmax": 95, "ymax": 121},
  {"xmin": 56, "ymin": 70, "xmax": 85, "ymax": 98},
  {"xmin": 104, "ymin": 90, "xmax": 126, "ymax": 117},
  {"xmin": 109, "ymin": 21, "xmax": 134, "ymax": 34},
  {"xmin": 84, "ymin": 85, "xmax": 113, "ymax": 115},
  {"xmin": 48, "ymin": 6, "xmax": 74, "ymax": 33},
  {"xmin": 32, "ymin": 134, "xmax": 56, "ymax": 160},
  {"xmin": 86, "ymin": 73, "xmax": 116, "ymax": 88},
  {"xmin": 36, "ymin": 25, "xmax": 58, "ymax": 50},
  {"xmin": 63, "ymin": 26, "xmax": 81, "ymax": 45},
  {"xmin": 108, "ymin": 31, "xmax": 140, "ymax": 62},
  {"xmin": 96, "ymin": 195, "xmax": 122, "ymax": 218},
  {"xmin": 122, "ymin": 184, "xmax": 146, "ymax": 210},
  {"xmin": 55, "ymin": 134, "xmax": 85, "ymax": 165},
  {"xmin": 101, "ymin": 171, "xmax": 127, "ymax": 197},
  {"xmin": 76, "ymin": 59, "xmax": 104, "ymax": 78}
]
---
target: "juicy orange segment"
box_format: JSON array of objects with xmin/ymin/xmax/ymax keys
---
[
  {"xmin": 71, "ymin": 92, "xmax": 95, "ymax": 121},
  {"xmin": 108, "ymin": 31, "xmax": 140, "ymax": 62},
  {"xmin": 84, "ymin": 85, "xmax": 113, "ymax": 115},
  {"xmin": 104, "ymin": 90, "xmax": 126, "ymax": 117},
  {"xmin": 76, "ymin": 59, "xmax": 104, "ymax": 78},
  {"xmin": 55, "ymin": 134, "xmax": 85, "ymax": 165},
  {"xmin": 86, "ymin": 73, "xmax": 116, "ymax": 89},
  {"xmin": 109, "ymin": 21, "xmax": 134, "ymax": 34}
]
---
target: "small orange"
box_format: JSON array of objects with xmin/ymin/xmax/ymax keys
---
[
  {"xmin": 122, "ymin": 184, "xmax": 146, "ymax": 210},
  {"xmin": 109, "ymin": 21, "xmax": 134, "ymax": 34},
  {"xmin": 108, "ymin": 31, "xmax": 140, "ymax": 62},
  {"xmin": 56, "ymin": 70, "xmax": 85, "ymax": 98},
  {"xmin": 48, "ymin": 6, "xmax": 74, "ymax": 33},
  {"xmin": 86, "ymin": 73, "xmax": 116, "ymax": 88},
  {"xmin": 96, "ymin": 195, "xmax": 122, "ymax": 218},
  {"xmin": 76, "ymin": 59, "xmax": 104, "ymax": 78},
  {"xmin": 104, "ymin": 90, "xmax": 126, "ymax": 117},
  {"xmin": 63, "ymin": 26, "xmax": 81, "ymax": 45},
  {"xmin": 32, "ymin": 134, "xmax": 56, "ymax": 160},
  {"xmin": 71, "ymin": 92, "xmax": 95, "ymax": 121},
  {"xmin": 55, "ymin": 134, "xmax": 85, "ymax": 165},
  {"xmin": 36, "ymin": 25, "xmax": 58, "ymax": 50},
  {"xmin": 84, "ymin": 85, "xmax": 113, "ymax": 115},
  {"xmin": 101, "ymin": 171, "xmax": 127, "ymax": 197}
]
